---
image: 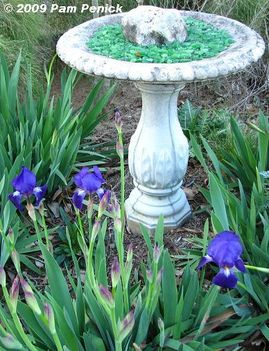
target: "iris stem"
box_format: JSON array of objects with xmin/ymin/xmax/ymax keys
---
[
  {"xmin": 118, "ymin": 130, "xmax": 125, "ymax": 233},
  {"xmin": 52, "ymin": 332, "xmax": 64, "ymax": 351},
  {"xmin": 41, "ymin": 213, "xmax": 50, "ymax": 252},
  {"xmin": 33, "ymin": 219, "xmax": 43, "ymax": 249},
  {"xmin": 86, "ymin": 235, "xmax": 111, "ymax": 316},
  {"xmin": 116, "ymin": 126, "xmax": 129, "ymax": 313},
  {"xmin": 2, "ymin": 287, "xmax": 37, "ymax": 351},
  {"xmin": 110, "ymin": 307, "xmax": 122, "ymax": 351},
  {"xmin": 0, "ymin": 228, "xmax": 10, "ymax": 256},
  {"xmin": 146, "ymin": 260, "xmax": 158, "ymax": 312},
  {"xmin": 75, "ymin": 210, "xmax": 87, "ymax": 257},
  {"xmin": 116, "ymin": 227, "xmax": 129, "ymax": 313},
  {"xmin": 87, "ymin": 201, "xmax": 93, "ymax": 241}
]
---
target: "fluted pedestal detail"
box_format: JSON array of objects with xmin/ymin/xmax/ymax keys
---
[{"xmin": 125, "ymin": 83, "xmax": 191, "ymax": 234}]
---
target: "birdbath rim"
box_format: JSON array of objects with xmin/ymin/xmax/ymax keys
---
[{"xmin": 56, "ymin": 10, "xmax": 265, "ymax": 83}]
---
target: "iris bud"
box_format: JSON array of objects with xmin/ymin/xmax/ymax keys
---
[
  {"xmin": 111, "ymin": 257, "xmax": 120, "ymax": 288},
  {"xmin": 0, "ymin": 267, "xmax": 6, "ymax": 287},
  {"xmin": 11, "ymin": 250, "xmax": 20, "ymax": 274},
  {"xmin": 116, "ymin": 141, "xmax": 124, "ymax": 159},
  {"xmin": 20, "ymin": 278, "xmax": 41, "ymax": 315},
  {"xmin": 44, "ymin": 303, "xmax": 56, "ymax": 334},
  {"xmin": 98, "ymin": 191, "xmax": 111, "ymax": 219},
  {"xmin": 119, "ymin": 310, "xmax": 135, "ymax": 342},
  {"xmin": 99, "ymin": 285, "xmax": 115, "ymax": 308},
  {"xmin": 10, "ymin": 276, "xmax": 20, "ymax": 313},
  {"xmin": 153, "ymin": 244, "xmax": 161, "ymax": 263},
  {"xmin": 91, "ymin": 220, "xmax": 101, "ymax": 242},
  {"xmin": 0, "ymin": 334, "xmax": 23, "ymax": 350},
  {"xmin": 114, "ymin": 108, "xmax": 123, "ymax": 133},
  {"xmin": 26, "ymin": 203, "xmax": 36, "ymax": 222}
]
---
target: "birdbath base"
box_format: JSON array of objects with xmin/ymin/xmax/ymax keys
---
[
  {"xmin": 125, "ymin": 82, "xmax": 191, "ymax": 234},
  {"xmin": 125, "ymin": 186, "xmax": 191, "ymax": 234}
]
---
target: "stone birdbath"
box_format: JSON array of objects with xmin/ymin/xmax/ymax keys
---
[{"xmin": 57, "ymin": 6, "xmax": 265, "ymax": 234}]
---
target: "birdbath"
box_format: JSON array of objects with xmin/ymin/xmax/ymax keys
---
[{"xmin": 56, "ymin": 6, "xmax": 265, "ymax": 234}]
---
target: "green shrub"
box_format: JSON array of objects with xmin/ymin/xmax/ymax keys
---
[
  {"xmin": 0, "ymin": 53, "xmax": 115, "ymax": 268},
  {"xmin": 179, "ymin": 100, "xmax": 232, "ymax": 158},
  {"xmin": 191, "ymin": 113, "xmax": 269, "ymax": 193},
  {"xmin": 0, "ymin": 0, "xmax": 53, "ymax": 91},
  {"xmin": 0, "ymin": 53, "xmax": 115, "ymax": 193},
  {"xmin": 189, "ymin": 115, "xmax": 269, "ymax": 340}
]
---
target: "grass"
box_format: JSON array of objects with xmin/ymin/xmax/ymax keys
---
[
  {"xmin": 178, "ymin": 100, "xmax": 259, "ymax": 162},
  {"xmin": 47, "ymin": 0, "xmax": 93, "ymax": 34},
  {"xmin": 0, "ymin": 0, "xmax": 52, "ymax": 92},
  {"xmin": 203, "ymin": 0, "xmax": 269, "ymax": 35},
  {"xmin": 146, "ymin": 0, "xmax": 269, "ymax": 35}
]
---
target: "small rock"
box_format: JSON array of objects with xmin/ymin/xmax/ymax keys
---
[
  {"xmin": 183, "ymin": 187, "xmax": 198, "ymax": 200},
  {"xmin": 122, "ymin": 6, "xmax": 187, "ymax": 47}
]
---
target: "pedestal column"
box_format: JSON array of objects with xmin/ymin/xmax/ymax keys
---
[{"xmin": 125, "ymin": 82, "xmax": 191, "ymax": 234}]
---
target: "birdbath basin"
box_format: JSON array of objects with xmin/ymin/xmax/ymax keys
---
[{"xmin": 57, "ymin": 7, "xmax": 265, "ymax": 234}]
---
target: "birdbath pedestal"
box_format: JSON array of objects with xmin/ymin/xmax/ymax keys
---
[
  {"xmin": 56, "ymin": 9, "xmax": 265, "ymax": 234},
  {"xmin": 126, "ymin": 81, "xmax": 190, "ymax": 234}
]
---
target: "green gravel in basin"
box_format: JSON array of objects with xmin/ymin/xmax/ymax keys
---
[{"xmin": 87, "ymin": 17, "xmax": 234, "ymax": 63}]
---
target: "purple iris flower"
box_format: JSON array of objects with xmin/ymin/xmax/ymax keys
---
[
  {"xmin": 72, "ymin": 166, "xmax": 106, "ymax": 209},
  {"xmin": 197, "ymin": 231, "xmax": 246, "ymax": 289},
  {"xmin": 8, "ymin": 167, "xmax": 47, "ymax": 211}
]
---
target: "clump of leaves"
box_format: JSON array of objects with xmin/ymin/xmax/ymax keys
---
[
  {"xmin": 191, "ymin": 113, "xmax": 269, "ymax": 192},
  {"xmin": 0, "ymin": 53, "xmax": 115, "ymax": 193},
  {"xmin": 178, "ymin": 100, "xmax": 233, "ymax": 158},
  {"xmin": 0, "ymin": 53, "xmax": 115, "ymax": 269}
]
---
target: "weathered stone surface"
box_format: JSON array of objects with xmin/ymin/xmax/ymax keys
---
[
  {"xmin": 57, "ymin": 11, "xmax": 265, "ymax": 83},
  {"xmin": 121, "ymin": 6, "xmax": 187, "ymax": 46}
]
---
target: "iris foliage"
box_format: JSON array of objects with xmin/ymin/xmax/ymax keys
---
[
  {"xmin": 189, "ymin": 114, "xmax": 269, "ymax": 341},
  {"xmin": 0, "ymin": 110, "xmax": 269, "ymax": 350},
  {"xmin": 0, "ymin": 53, "xmax": 115, "ymax": 267}
]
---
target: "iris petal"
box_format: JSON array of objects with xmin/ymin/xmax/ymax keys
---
[
  {"xmin": 96, "ymin": 188, "xmax": 105, "ymax": 200},
  {"xmin": 73, "ymin": 167, "xmax": 105, "ymax": 195},
  {"xmin": 235, "ymin": 258, "xmax": 246, "ymax": 272},
  {"xmin": 207, "ymin": 231, "xmax": 243, "ymax": 268},
  {"xmin": 8, "ymin": 191, "xmax": 23, "ymax": 211},
  {"xmin": 72, "ymin": 190, "xmax": 86, "ymax": 210},
  {"xmin": 197, "ymin": 255, "xmax": 213, "ymax": 270},
  {"xmin": 81, "ymin": 173, "xmax": 103, "ymax": 193},
  {"xmin": 12, "ymin": 167, "xmax": 36, "ymax": 195},
  {"xmin": 33, "ymin": 185, "xmax": 47, "ymax": 208},
  {"xmin": 212, "ymin": 268, "xmax": 238, "ymax": 289},
  {"xmin": 93, "ymin": 166, "xmax": 105, "ymax": 183},
  {"xmin": 73, "ymin": 167, "xmax": 89, "ymax": 188}
]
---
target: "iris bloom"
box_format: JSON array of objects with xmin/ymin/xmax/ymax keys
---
[
  {"xmin": 198, "ymin": 231, "xmax": 246, "ymax": 288},
  {"xmin": 72, "ymin": 166, "xmax": 106, "ymax": 209},
  {"xmin": 8, "ymin": 167, "xmax": 47, "ymax": 211}
]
